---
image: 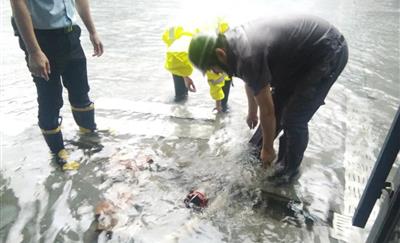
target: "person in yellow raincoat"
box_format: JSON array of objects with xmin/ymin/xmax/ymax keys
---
[{"xmin": 162, "ymin": 21, "xmax": 232, "ymax": 112}]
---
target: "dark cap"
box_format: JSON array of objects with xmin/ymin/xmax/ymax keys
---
[{"xmin": 188, "ymin": 33, "xmax": 218, "ymax": 74}]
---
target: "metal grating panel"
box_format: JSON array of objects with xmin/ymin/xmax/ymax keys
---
[{"xmin": 329, "ymin": 162, "xmax": 381, "ymax": 242}]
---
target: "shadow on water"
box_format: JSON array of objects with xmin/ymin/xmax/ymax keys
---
[{"xmin": 0, "ymin": 175, "xmax": 19, "ymax": 241}]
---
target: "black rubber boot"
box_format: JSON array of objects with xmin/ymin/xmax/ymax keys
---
[
  {"xmin": 42, "ymin": 127, "xmax": 65, "ymax": 154},
  {"xmin": 173, "ymin": 75, "xmax": 188, "ymax": 102},
  {"xmin": 267, "ymin": 165, "xmax": 300, "ymax": 186},
  {"xmin": 42, "ymin": 127, "xmax": 80, "ymax": 170},
  {"xmin": 71, "ymin": 103, "xmax": 97, "ymax": 133}
]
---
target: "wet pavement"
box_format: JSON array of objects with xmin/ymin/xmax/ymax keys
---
[{"xmin": 1, "ymin": 0, "xmax": 399, "ymax": 242}]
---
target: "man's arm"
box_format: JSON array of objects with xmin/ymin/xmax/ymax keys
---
[
  {"xmin": 254, "ymin": 85, "xmax": 276, "ymax": 167},
  {"xmin": 75, "ymin": 0, "xmax": 103, "ymax": 56},
  {"xmin": 245, "ymin": 84, "xmax": 258, "ymax": 129},
  {"xmin": 10, "ymin": 0, "xmax": 50, "ymax": 80}
]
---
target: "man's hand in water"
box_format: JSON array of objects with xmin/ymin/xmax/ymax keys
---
[
  {"xmin": 261, "ymin": 147, "xmax": 276, "ymax": 169},
  {"xmin": 183, "ymin": 76, "xmax": 196, "ymax": 92}
]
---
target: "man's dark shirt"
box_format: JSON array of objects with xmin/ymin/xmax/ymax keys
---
[{"xmin": 225, "ymin": 15, "xmax": 343, "ymax": 95}]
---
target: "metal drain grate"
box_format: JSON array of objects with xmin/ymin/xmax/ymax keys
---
[{"xmin": 330, "ymin": 163, "xmax": 383, "ymax": 242}]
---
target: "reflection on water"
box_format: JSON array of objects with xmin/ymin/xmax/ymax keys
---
[{"xmin": 1, "ymin": 0, "xmax": 399, "ymax": 242}]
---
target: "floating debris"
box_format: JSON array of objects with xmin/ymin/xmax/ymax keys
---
[
  {"xmin": 184, "ymin": 190, "xmax": 208, "ymax": 210},
  {"xmin": 95, "ymin": 200, "xmax": 117, "ymax": 239}
]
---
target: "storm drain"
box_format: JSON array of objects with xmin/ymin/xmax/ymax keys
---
[{"xmin": 330, "ymin": 161, "xmax": 380, "ymax": 242}]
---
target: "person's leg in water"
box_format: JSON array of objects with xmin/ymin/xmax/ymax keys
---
[
  {"xmin": 34, "ymin": 76, "xmax": 63, "ymax": 152},
  {"xmin": 34, "ymin": 74, "xmax": 79, "ymax": 170},
  {"xmin": 269, "ymin": 86, "xmax": 330, "ymax": 182},
  {"xmin": 62, "ymin": 26, "xmax": 96, "ymax": 134},
  {"xmin": 173, "ymin": 74, "xmax": 188, "ymax": 102},
  {"xmin": 272, "ymin": 89, "xmax": 292, "ymax": 166},
  {"xmin": 16, "ymin": 27, "xmax": 79, "ymax": 170},
  {"xmin": 221, "ymin": 78, "xmax": 232, "ymax": 112},
  {"xmin": 270, "ymin": 40, "xmax": 349, "ymax": 184}
]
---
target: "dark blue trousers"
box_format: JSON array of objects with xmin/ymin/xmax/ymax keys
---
[{"xmin": 17, "ymin": 25, "xmax": 92, "ymax": 130}]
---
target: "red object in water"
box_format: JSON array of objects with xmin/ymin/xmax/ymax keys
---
[{"xmin": 184, "ymin": 190, "xmax": 208, "ymax": 208}]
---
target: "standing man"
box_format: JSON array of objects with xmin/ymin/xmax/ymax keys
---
[
  {"xmin": 188, "ymin": 15, "xmax": 348, "ymax": 183},
  {"xmin": 11, "ymin": 0, "xmax": 104, "ymax": 170}
]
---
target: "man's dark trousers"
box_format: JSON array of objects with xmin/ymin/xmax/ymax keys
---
[
  {"xmin": 16, "ymin": 24, "xmax": 94, "ymax": 154},
  {"xmin": 250, "ymin": 37, "xmax": 349, "ymax": 175},
  {"xmin": 17, "ymin": 25, "xmax": 92, "ymax": 131}
]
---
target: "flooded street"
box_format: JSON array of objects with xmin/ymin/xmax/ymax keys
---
[{"xmin": 1, "ymin": 0, "xmax": 399, "ymax": 242}]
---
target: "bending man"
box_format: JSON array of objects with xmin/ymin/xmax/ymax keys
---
[{"xmin": 188, "ymin": 15, "xmax": 348, "ymax": 183}]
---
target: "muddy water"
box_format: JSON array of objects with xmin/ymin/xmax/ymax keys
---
[{"xmin": 1, "ymin": 0, "xmax": 399, "ymax": 242}]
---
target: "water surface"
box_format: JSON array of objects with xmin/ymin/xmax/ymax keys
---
[{"xmin": 1, "ymin": 0, "xmax": 399, "ymax": 242}]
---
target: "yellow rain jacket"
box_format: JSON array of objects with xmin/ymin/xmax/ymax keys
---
[
  {"xmin": 206, "ymin": 71, "xmax": 229, "ymax": 101},
  {"xmin": 162, "ymin": 20, "xmax": 230, "ymax": 101},
  {"xmin": 162, "ymin": 26, "xmax": 193, "ymax": 77}
]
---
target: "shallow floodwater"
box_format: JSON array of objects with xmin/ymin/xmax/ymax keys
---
[{"xmin": 1, "ymin": 0, "xmax": 399, "ymax": 242}]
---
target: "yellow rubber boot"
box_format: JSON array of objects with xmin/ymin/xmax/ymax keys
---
[
  {"xmin": 57, "ymin": 149, "xmax": 80, "ymax": 171},
  {"xmin": 79, "ymin": 126, "xmax": 93, "ymax": 134},
  {"xmin": 71, "ymin": 103, "xmax": 97, "ymax": 134},
  {"xmin": 42, "ymin": 126, "xmax": 80, "ymax": 171}
]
